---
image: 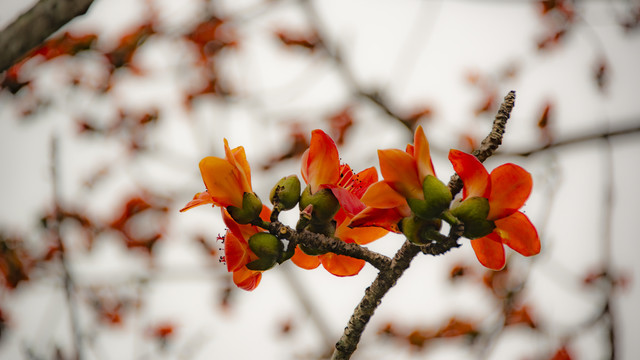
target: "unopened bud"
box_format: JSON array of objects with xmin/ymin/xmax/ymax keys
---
[
  {"xmin": 299, "ymin": 186, "xmax": 340, "ymax": 223},
  {"xmin": 227, "ymin": 192, "xmax": 263, "ymax": 224},
  {"xmin": 450, "ymin": 197, "xmax": 495, "ymax": 239},
  {"xmin": 270, "ymin": 175, "xmax": 301, "ymax": 211}
]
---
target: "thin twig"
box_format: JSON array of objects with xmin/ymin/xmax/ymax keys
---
[
  {"xmin": 330, "ymin": 91, "xmax": 517, "ymax": 359},
  {"xmin": 51, "ymin": 135, "xmax": 84, "ymax": 360}
]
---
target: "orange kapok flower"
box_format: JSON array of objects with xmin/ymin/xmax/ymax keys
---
[
  {"xmin": 221, "ymin": 205, "xmax": 272, "ymax": 291},
  {"xmin": 350, "ymin": 125, "xmax": 436, "ymax": 232},
  {"xmin": 180, "ymin": 139, "xmax": 253, "ymax": 212},
  {"xmin": 448, "ymin": 149, "xmax": 540, "ymax": 270},
  {"xmin": 292, "ymin": 130, "xmax": 387, "ymax": 276}
]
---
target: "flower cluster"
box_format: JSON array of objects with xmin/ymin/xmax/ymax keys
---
[{"xmin": 181, "ymin": 127, "xmax": 540, "ymax": 290}]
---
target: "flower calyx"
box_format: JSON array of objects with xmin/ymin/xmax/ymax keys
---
[
  {"xmin": 399, "ymin": 215, "xmax": 443, "ymax": 245},
  {"xmin": 407, "ymin": 175, "xmax": 453, "ymax": 220},
  {"xmin": 449, "ymin": 197, "xmax": 496, "ymax": 239},
  {"xmin": 299, "ymin": 186, "xmax": 340, "ymax": 224},
  {"xmin": 227, "ymin": 192, "xmax": 263, "ymax": 225}
]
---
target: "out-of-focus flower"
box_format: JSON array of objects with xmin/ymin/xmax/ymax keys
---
[{"xmin": 448, "ymin": 149, "xmax": 540, "ymax": 270}]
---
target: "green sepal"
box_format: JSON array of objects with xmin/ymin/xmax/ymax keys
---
[
  {"xmin": 278, "ymin": 243, "xmax": 296, "ymax": 264},
  {"xmin": 270, "ymin": 175, "xmax": 301, "ymax": 211},
  {"xmin": 248, "ymin": 233, "xmax": 283, "ymax": 258},
  {"xmin": 422, "ymin": 175, "xmax": 453, "ymax": 217},
  {"xmin": 299, "ymin": 186, "xmax": 340, "ymax": 223},
  {"xmin": 245, "ymin": 257, "xmax": 277, "ymax": 271},
  {"xmin": 399, "ymin": 215, "xmax": 443, "ymax": 245},
  {"xmin": 450, "ymin": 197, "xmax": 496, "ymax": 239},
  {"xmin": 227, "ymin": 192, "xmax": 263, "ymax": 224}
]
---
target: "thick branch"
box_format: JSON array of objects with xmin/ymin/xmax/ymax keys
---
[
  {"xmin": 448, "ymin": 90, "xmax": 515, "ymax": 194},
  {"xmin": 331, "ymin": 91, "xmax": 516, "ymax": 360},
  {"xmin": 269, "ymin": 222, "xmax": 392, "ymax": 271},
  {"xmin": 0, "ymin": 0, "xmax": 95, "ymax": 73}
]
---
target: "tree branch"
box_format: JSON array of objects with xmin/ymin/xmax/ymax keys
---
[
  {"xmin": 269, "ymin": 222, "xmax": 392, "ymax": 271},
  {"xmin": 499, "ymin": 121, "xmax": 640, "ymax": 157},
  {"xmin": 0, "ymin": 0, "xmax": 95, "ymax": 73},
  {"xmin": 330, "ymin": 91, "xmax": 516, "ymax": 360}
]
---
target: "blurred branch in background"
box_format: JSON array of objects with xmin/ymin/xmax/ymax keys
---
[{"xmin": 0, "ymin": 0, "xmax": 96, "ymax": 73}]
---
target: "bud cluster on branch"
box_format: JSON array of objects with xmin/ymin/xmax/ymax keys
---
[{"xmin": 180, "ymin": 91, "xmax": 540, "ymax": 292}]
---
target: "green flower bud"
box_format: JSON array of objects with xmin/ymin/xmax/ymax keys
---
[
  {"xmin": 299, "ymin": 186, "xmax": 340, "ymax": 223},
  {"xmin": 399, "ymin": 215, "xmax": 443, "ymax": 245},
  {"xmin": 450, "ymin": 197, "xmax": 496, "ymax": 239},
  {"xmin": 227, "ymin": 192, "xmax": 263, "ymax": 224},
  {"xmin": 270, "ymin": 175, "xmax": 301, "ymax": 211},
  {"xmin": 246, "ymin": 232, "xmax": 283, "ymax": 271}
]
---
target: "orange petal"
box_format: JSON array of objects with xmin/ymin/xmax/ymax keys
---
[
  {"xmin": 303, "ymin": 130, "xmax": 340, "ymax": 193},
  {"xmin": 179, "ymin": 191, "xmax": 214, "ymax": 212},
  {"xmin": 413, "ymin": 125, "xmax": 436, "ymax": 180},
  {"xmin": 360, "ymin": 181, "xmax": 407, "ymax": 209},
  {"xmin": 223, "ymin": 229, "xmax": 251, "ymax": 272},
  {"xmin": 494, "ymin": 211, "xmax": 540, "ymax": 256},
  {"xmin": 224, "ymin": 140, "xmax": 252, "ymax": 193},
  {"xmin": 378, "ymin": 149, "xmax": 422, "ymax": 199},
  {"xmin": 291, "ymin": 246, "xmax": 321, "ymax": 270},
  {"xmin": 320, "ymin": 253, "xmax": 365, "ymax": 276},
  {"xmin": 233, "ymin": 267, "xmax": 262, "ymax": 291},
  {"xmin": 487, "ymin": 164, "xmax": 532, "ymax": 220},
  {"xmin": 448, "ymin": 149, "xmax": 490, "ymax": 199},
  {"xmin": 349, "ymin": 207, "xmax": 404, "ymax": 233},
  {"xmin": 199, "ymin": 156, "xmax": 245, "ymax": 208},
  {"xmin": 470, "ymin": 234, "xmax": 506, "ymax": 270},
  {"xmin": 336, "ymin": 217, "xmax": 388, "ymax": 245}
]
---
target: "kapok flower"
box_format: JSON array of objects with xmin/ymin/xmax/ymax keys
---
[
  {"xmin": 181, "ymin": 139, "xmax": 261, "ymax": 223},
  {"xmin": 350, "ymin": 125, "xmax": 436, "ymax": 232},
  {"xmin": 292, "ymin": 131, "xmax": 387, "ymax": 276},
  {"xmin": 221, "ymin": 205, "xmax": 272, "ymax": 291},
  {"xmin": 448, "ymin": 149, "xmax": 540, "ymax": 270}
]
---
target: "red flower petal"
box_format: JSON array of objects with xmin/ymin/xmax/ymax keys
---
[
  {"xmin": 413, "ymin": 125, "xmax": 436, "ymax": 180},
  {"xmin": 487, "ymin": 164, "xmax": 532, "ymax": 220},
  {"xmin": 320, "ymin": 253, "xmax": 365, "ymax": 276},
  {"xmin": 179, "ymin": 191, "xmax": 214, "ymax": 212},
  {"xmin": 224, "ymin": 140, "xmax": 252, "ymax": 193},
  {"xmin": 470, "ymin": 234, "xmax": 506, "ymax": 270},
  {"xmin": 233, "ymin": 267, "xmax": 262, "ymax": 291},
  {"xmin": 360, "ymin": 181, "xmax": 407, "ymax": 209},
  {"xmin": 494, "ymin": 211, "xmax": 540, "ymax": 256},
  {"xmin": 448, "ymin": 150, "xmax": 490, "ymax": 199},
  {"xmin": 291, "ymin": 246, "xmax": 321, "ymax": 270},
  {"xmin": 378, "ymin": 149, "xmax": 422, "ymax": 199},
  {"xmin": 326, "ymin": 185, "xmax": 366, "ymax": 216},
  {"xmin": 335, "ymin": 215, "xmax": 388, "ymax": 245},
  {"xmin": 199, "ymin": 156, "xmax": 245, "ymax": 208},
  {"xmin": 223, "ymin": 229, "xmax": 251, "ymax": 272},
  {"xmin": 303, "ymin": 130, "xmax": 340, "ymax": 193},
  {"xmin": 349, "ymin": 207, "xmax": 404, "ymax": 233}
]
